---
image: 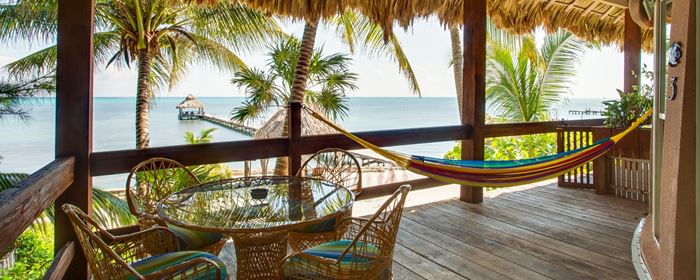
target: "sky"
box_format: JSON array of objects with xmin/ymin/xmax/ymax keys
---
[{"xmin": 0, "ymin": 18, "xmax": 653, "ymax": 99}]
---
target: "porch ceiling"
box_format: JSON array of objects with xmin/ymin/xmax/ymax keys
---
[{"xmin": 193, "ymin": 0, "xmax": 652, "ymax": 50}]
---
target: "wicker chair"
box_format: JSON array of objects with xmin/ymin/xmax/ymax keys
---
[
  {"xmin": 290, "ymin": 148, "xmax": 362, "ymax": 252},
  {"xmin": 282, "ymin": 185, "xmax": 411, "ymax": 280},
  {"xmin": 61, "ymin": 204, "xmax": 228, "ymax": 280},
  {"xmin": 126, "ymin": 158, "xmax": 226, "ymax": 255}
]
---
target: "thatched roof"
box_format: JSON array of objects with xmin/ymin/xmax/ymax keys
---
[
  {"xmin": 176, "ymin": 94, "xmax": 205, "ymax": 109},
  {"xmin": 198, "ymin": 0, "xmax": 651, "ymax": 51},
  {"xmin": 485, "ymin": 0, "xmax": 653, "ymax": 51},
  {"xmin": 253, "ymin": 107, "xmax": 337, "ymax": 139}
]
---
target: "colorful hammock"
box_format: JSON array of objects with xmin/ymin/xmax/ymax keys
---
[{"xmin": 305, "ymin": 107, "xmax": 653, "ymax": 188}]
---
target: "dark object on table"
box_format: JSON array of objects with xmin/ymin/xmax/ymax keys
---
[{"xmin": 250, "ymin": 188, "xmax": 268, "ymax": 199}]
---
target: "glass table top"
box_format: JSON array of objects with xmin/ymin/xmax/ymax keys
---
[{"xmin": 158, "ymin": 176, "xmax": 355, "ymax": 233}]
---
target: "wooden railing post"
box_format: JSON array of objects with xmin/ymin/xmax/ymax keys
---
[
  {"xmin": 54, "ymin": 0, "xmax": 95, "ymax": 278},
  {"xmin": 288, "ymin": 102, "xmax": 302, "ymax": 177},
  {"xmin": 592, "ymin": 127, "xmax": 612, "ymax": 194},
  {"xmin": 460, "ymin": 0, "xmax": 487, "ymax": 203},
  {"xmin": 624, "ymin": 10, "xmax": 642, "ymax": 94}
]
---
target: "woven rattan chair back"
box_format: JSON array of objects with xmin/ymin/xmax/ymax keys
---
[
  {"xmin": 297, "ymin": 148, "xmax": 362, "ymax": 194},
  {"xmin": 61, "ymin": 204, "xmax": 144, "ymax": 280},
  {"xmin": 341, "ymin": 184, "xmax": 411, "ymax": 263},
  {"xmin": 126, "ymin": 158, "xmax": 200, "ymax": 229}
]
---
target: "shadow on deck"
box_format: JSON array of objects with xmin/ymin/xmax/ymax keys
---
[{"xmin": 357, "ymin": 180, "xmax": 647, "ymax": 280}]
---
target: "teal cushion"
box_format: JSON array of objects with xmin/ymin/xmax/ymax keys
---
[
  {"xmin": 125, "ymin": 251, "xmax": 226, "ymax": 280},
  {"xmin": 303, "ymin": 240, "xmax": 380, "ymax": 263},
  {"xmin": 167, "ymin": 224, "xmax": 224, "ymax": 251}
]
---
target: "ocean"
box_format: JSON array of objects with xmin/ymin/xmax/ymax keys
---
[{"xmin": 0, "ymin": 97, "xmax": 606, "ymax": 189}]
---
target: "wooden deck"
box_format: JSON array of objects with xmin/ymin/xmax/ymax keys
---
[
  {"xmin": 220, "ymin": 180, "xmax": 647, "ymax": 279},
  {"xmin": 356, "ymin": 180, "xmax": 648, "ymax": 280}
]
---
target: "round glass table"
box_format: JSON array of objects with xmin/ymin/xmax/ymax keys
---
[{"xmin": 158, "ymin": 176, "xmax": 355, "ymax": 280}]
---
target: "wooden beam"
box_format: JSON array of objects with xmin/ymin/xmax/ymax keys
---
[
  {"xmin": 461, "ymin": 0, "xmax": 487, "ymax": 203},
  {"xmin": 42, "ymin": 242, "xmax": 75, "ymax": 280},
  {"xmin": 0, "ymin": 158, "xmax": 74, "ymax": 253},
  {"xmin": 54, "ymin": 0, "xmax": 95, "ymax": 278},
  {"xmin": 90, "ymin": 125, "xmax": 471, "ymax": 176},
  {"xmin": 483, "ymin": 119, "xmax": 605, "ymax": 138},
  {"xmin": 91, "ymin": 138, "xmax": 288, "ymax": 176},
  {"xmin": 624, "ymin": 10, "xmax": 642, "ymax": 94},
  {"xmin": 299, "ymin": 125, "xmax": 471, "ymax": 154}
]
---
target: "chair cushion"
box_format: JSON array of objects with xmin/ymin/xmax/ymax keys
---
[
  {"xmin": 167, "ymin": 224, "xmax": 224, "ymax": 251},
  {"xmin": 285, "ymin": 240, "xmax": 388, "ymax": 279},
  {"xmin": 126, "ymin": 251, "xmax": 227, "ymax": 280},
  {"xmin": 303, "ymin": 239, "xmax": 380, "ymax": 264}
]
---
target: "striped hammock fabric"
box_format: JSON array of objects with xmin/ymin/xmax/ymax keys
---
[{"xmin": 306, "ymin": 107, "xmax": 652, "ymax": 188}]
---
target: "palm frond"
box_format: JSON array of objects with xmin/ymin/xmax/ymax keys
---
[
  {"xmin": 331, "ymin": 10, "xmax": 420, "ymax": 96},
  {"xmin": 5, "ymin": 31, "xmax": 121, "ymax": 78},
  {"xmin": 0, "ymin": 0, "xmax": 58, "ymax": 43},
  {"xmin": 187, "ymin": 1, "xmax": 284, "ymax": 53}
]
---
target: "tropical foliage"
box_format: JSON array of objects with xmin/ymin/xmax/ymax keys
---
[
  {"xmin": 444, "ymin": 134, "xmax": 557, "ymax": 162},
  {"xmin": 183, "ymin": 128, "xmax": 235, "ymax": 181},
  {"xmin": 231, "ymin": 37, "xmax": 358, "ymax": 123},
  {"xmin": 0, "ymin": 227, "xmax": 53, "ymax": 280},
  {"xmin": 329, "ymin": 10, "xmax": 420, "ymax": 95},
  {"xmin": 0, "ymin": 75, "xmax": 54, "ymax": 122},
  {"xmin": 486, "ymin": 30, "xmax": 590, "ymax": 122},
  {"xmin": 1, "ymin": 0, "xmax": 281, "ymax": 149},
  {"xmin": 603, "ymin": 66, "xmax": 653, "ymax": 128}
]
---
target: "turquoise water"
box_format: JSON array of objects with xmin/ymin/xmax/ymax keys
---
[{"xmin": 0, "ymin": 97, "xmax": 605, "ymax": 189}]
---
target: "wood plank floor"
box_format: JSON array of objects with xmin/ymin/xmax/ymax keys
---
[
  {"xmin": 369, "ymin": 181, "xmax": 648, "ymax": 280},
  {"xmin": 220, "ymin": 180, "xmax": 647, "ymax": 279}
]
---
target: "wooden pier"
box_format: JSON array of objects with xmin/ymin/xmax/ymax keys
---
[
  {"xmin": 200, "ymin": 113, "xmax": 257, "ymax": 136},
  {"xmin": 176, "ymin": 95, "xmax": 257, "ymax": 136}
]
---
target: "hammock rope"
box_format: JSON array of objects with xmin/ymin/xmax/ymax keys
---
[{"xmin": 303, "ymin": 106, "xmax": 653, "ymax": 188}]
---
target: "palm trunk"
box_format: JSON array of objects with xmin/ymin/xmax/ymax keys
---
[
  {"xmin": 290, "ymin": 21, "xmax": 318, "ymax": 102},
  {"xmin": 449, "ymin": 26, "xmax": 464, "ymax": 115},
  {"xmin": 273, "ymin": 118, "xmax": 290, "ymax": 175},
  {"xmin": 273, "ymin": 20, "xmax": 319, "ymax": 176},
  {"xmin": 136, "ymin": 49, "xmax": 152, "ymax": 149}
]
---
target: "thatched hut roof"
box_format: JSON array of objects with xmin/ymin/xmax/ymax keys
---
[
  {"xmin": 253, "ymin": 108, "xmax": 337, "ymax": 139},
  {"xmin": 194, "ymin": 0, "xmax": 651, "ymax": 51},
  {"xmin": 176, "ymin": 94, "xmax": 205, "ymax": 109}
]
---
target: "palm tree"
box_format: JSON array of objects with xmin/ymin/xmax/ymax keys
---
[
  {"xmin": 231, "ymin": 37, "xmax": 358, "ymax": 175},
  {"xmin": 1, "ymin": 0, "xmax": 281, "ymax": 149},
  {"xmin": 184, "ymin": 128, "xmax": 217, "ymax": 144},
  {"xmin": 486, "ymin": 30, "xmax": 590, "ymax": 122},
  {"xmin": 448, "ymin": 20, "xmax": 522, "ymax": 116}
]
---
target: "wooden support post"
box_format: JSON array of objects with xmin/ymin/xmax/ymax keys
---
[
  {"xmin": 54, "ymin": 0, "xmax": 95, "ymax": 278},
  {"xmin": 460, "ymin": 0, "xmax": 486, "ymax": 203},
  {"xmin": 288, "ymin": 102, "xmax": 302, "ymax": 177},
  {"xmin": 624, "ymin": 10, "xmax": 642, "ymax": 94},
  {"xmin": 592, "ymin": 127, "xmax": 612, "ymax": 194}
]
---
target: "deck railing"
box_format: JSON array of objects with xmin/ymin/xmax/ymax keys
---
[
  {"xmin": 0, "ymin": 117, "xmax": 606, "ymax": 278},
  {"xmin": 557, "ymin": 126, "xmax": 595, "ymax": 188}
]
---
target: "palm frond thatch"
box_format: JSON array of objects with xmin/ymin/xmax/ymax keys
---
[{"xmin": 193, "ymin": 0, "xmax": 651, "ymax": 51}]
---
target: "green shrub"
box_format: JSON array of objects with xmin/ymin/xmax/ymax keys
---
[
  {"xmin": 602, "ymin": 65, "xmax": 653, "ymax": 128},
  {"xmin": 1, "ymin": 228, "xmax": 54, "ymax": 280},
  {"xmin": 444, "ymin": 133, "xmax": 557, "ymax": 162}
]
